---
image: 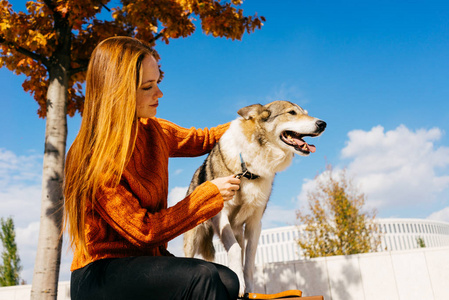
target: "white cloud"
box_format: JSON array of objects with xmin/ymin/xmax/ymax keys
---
[
  {"xmin": 0, "ymin": 184, "xmax": 42, "ymax": 227},
  {"xmin": 427, "ymin": 207, "xmax": 449, "ymax": 223},
  {"xmin": 266, "ymin": 83, "xmax": 308, "ymax": 105},
  {"xmin": 0, "ymin": 149, "xmax": 42, "ymax": 226},
  {"xmin": 0, "ymin": 149, "xmax": 42, "ymax": 183},
  {"xmin": 59, "ymin": 246, "xmax": 74, "ymax": 282},
  {"xmin": 0, "ymin": 149, "xmax": 44, "ymax": 284},
  {"xmin": 166, "ymin": 186, "xmax": 190, "ymax": 257},
  {"xmin": 297, "ymin": 125, "xmax": 449, "ymax": 218},
  {"xmin": 296, "ymin": 168, "xmax": 351, "ymax": 212},
  {"xmin": 173, "ymin": 169, "xmax": 184, "ymax": 176},
  {"xmin": 342, "ymin": 125, "xmax": 449, "ymax": 209},
  {"xmin": 262, "ymin": 204, "xmax": 298, "ymax": 229},
  {"xmin": 15, "ymin": 222, "xmax": 39, "ymax": 284},
  {"xmin": 167, "ymin": 235, "xmax": 185, "ymax": 257},
  {"xmin": 167, "ymin": 186, "xmax": 188, "ymax": 207}
]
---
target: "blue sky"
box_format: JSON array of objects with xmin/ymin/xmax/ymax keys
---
[{"xmin": 1, "ymin": 0, "xmax": 449, "ymax": 283}]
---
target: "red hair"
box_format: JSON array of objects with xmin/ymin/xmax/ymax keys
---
[{"xmin": 63, "ymin": 36, "xmax": 157, "ymax": 256}]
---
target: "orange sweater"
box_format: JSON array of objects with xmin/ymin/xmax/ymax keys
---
[{"xmin": 71, "ymin": 118, "xmax": 230, "ymax": 271}]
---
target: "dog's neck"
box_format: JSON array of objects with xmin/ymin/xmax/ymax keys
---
[
  {"xmin": 219, "ymin": 120, "xmax": 294, "ymax": 178},
  {"xmin": 236, "ymin": 153, "xmax": 260, "ymax": 180}
]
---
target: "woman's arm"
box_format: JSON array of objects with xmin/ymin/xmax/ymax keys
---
[
  {"xmin": 94, "ymin": 180, "xmax": 224, "ymax": 248},
  {"xmin": 155, "ymin": 118, "xmax": 230, "ymax": 157}
]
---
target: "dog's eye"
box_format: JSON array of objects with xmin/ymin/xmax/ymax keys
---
[{"xmin": 288, "ymin": 110, "xmax": 297, "ymax": 115}]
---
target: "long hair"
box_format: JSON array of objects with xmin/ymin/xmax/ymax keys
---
[{"xmin": 63, "ymin": 37, "xmax": 157, "ymax": 256}]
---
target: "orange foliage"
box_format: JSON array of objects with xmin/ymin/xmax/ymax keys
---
[{"xmin": 0, "ymin": 0, "xmax": 265, "ymax": 118}]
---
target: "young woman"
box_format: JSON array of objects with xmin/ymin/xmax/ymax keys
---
[{"xmin": 64, "ymin": 36, "xmax": 241, "ymax": 300}]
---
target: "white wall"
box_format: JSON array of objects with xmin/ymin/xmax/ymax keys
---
[
  {"xmin": 1, "ymin": 246, "xmax": 448, "ymax": 300},
  {"xmin": 215, "ymin": 219, "xmax": 449, "ymax": 266},
  {"xmin": 253, "ymin": 246, "xmax": 449, "ymax": 300},
  {"xmin": 0, "ymin": 281, "xmax": 69, "ymax": 300}
]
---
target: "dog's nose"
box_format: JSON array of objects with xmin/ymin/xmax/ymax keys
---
[{"xmin": 316, "ymin": 120, "xmax": 327, "ymax": 132}]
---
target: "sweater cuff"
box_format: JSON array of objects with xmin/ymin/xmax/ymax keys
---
[
  {"xmin": 196, "ymin": 180, "xmax": 224, "ymax": 208},
  {"xmin": 204, "ymin": 180, "xmax": 224, "ymax": 203},
  {"xmin": 185, "ymin": 181, "xmax": 224, "ymax": 225}
]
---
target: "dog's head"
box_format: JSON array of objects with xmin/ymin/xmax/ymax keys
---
[{"xmin": 237, "ymin": 101, "xmax": 326, "ymax": 156}]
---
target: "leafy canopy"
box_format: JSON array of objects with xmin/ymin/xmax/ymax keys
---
[
  {"xmin": 0, "ymin": 217, "xmax": 22, "ymax": 286},
  {"xmin": 297, "ymin": 166, "xmax": 382, "ymax": 258},
  {"xmin": 0, "ymin": 0, "xmax": 265, "ymax": 117}
]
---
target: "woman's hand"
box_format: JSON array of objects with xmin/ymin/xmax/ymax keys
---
[{"xmin": 210, "ymin": 175, "xmax": 241, "ymax": 201}]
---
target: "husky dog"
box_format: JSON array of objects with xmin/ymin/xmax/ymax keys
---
[{"xmin": 183, "ymin": 101, "xmax": 326, "ymax": 295}]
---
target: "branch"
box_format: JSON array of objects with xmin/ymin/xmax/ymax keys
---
[
  {"xmin": 69, "ymin": 65, "xmax": 88, "ymax": 76},
  {"xmin": 73, "ymin": 58, "xmax": 89, "ymax": 65},
  {"xmin": 96, "ymin": 0, "xmax": 111, "ymax": 12},
  {"xmin": 69, "ymin": 58, "xmax": 89, "ymax": 75},
  {"xmin": 41, "ymin": 0, "xmax": 61, "ymax": 27},
  {"xmin": 42, "ymin": 0, "xmax": 72, "ymax": 56},
  {"xmin": 148, "ymin": 29, "xmax": 166, "ymax": 44},
  {"xmin": 42, "ymin": 0, "xmax": 57, "ymax": 12},
  {"xmin": 15, "ymin": 46, "xmax": 48, "ymax": 66},
  {"xmin": 0, "ymin": 37, "xmax": 50, "ymax": 69}
]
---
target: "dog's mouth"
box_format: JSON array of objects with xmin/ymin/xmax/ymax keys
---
[{"xmin": 281, "ymin": 131, "xmax": 317, "ymax": 154}]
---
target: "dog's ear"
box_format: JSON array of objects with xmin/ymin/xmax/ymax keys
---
[
  {"xmin": 238, "ymin": 104, "xmax": 271, "ymax": 121},
  {"xmin": 260, "ymin": 109, "xmax": 271, "ymax": 122},
  {"xmin": 238, "ymin": 104, "xmax": 264, "ymax": 120}
]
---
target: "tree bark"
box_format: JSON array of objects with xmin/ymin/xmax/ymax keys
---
[{"xmin": 30, "ymin": 58, "xmax": 68, "ymax": 300}]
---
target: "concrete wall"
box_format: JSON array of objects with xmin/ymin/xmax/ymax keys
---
[
  {"xmin": 253, "ymin": 246, "xmax": 449, "ymax": 300},
  {"xmin": 215, "ymin": 220, "xmax": 449, "ymax": 266},
  {"xmin": 1, "ymin": 246, "xmax": 448, "ymax": 300},
  {"xmin": 0, "ymin": 281, "xmax": 70, "ymax": 300}
]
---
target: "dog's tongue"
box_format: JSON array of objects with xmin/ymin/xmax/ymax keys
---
[{"xmin": 293, "ymin": 137, "xmax": 316, "ymax": 153}]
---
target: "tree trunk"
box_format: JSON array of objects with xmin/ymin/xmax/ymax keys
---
[{"xmin": 30, "ymin": 59, "xmax": 68, "ymax": 300}]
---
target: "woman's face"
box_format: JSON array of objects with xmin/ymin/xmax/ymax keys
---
[{"xmin": 136, "ymin": 55, "xmax": 163, "ymax": 118}]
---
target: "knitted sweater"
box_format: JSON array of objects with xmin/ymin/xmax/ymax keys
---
[{"xmin": 71, "ymin": 118, "xmax": 229, "ymax": 271}]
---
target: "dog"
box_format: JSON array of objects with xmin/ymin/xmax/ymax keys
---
[{"xmin": 183, "ymin": 100, "xmax": 326, "ymax": 295}]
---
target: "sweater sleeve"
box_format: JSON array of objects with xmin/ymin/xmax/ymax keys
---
[
  {"xmin": 155, "ymin": 118, "xmax": 230, "ymax": 157},
  {"xmin": 94, "ymin": 181, "xmax": 224, "ymax": 248}
]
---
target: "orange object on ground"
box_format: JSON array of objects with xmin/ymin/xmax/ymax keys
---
[{"xmin": 240, "ymin": 290, "xmax": 324, "ymax": 300}]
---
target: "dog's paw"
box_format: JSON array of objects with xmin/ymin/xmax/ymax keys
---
[{"xmin": 238, "ymin": 281, "xmax": 246, "ymax": 298}]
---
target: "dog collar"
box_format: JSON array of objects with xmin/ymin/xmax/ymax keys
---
[{"xmin": 235, "ymin": 153, "xmax": 260, "ymax": 180}]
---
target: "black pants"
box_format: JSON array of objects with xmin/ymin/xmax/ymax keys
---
[{"xmin": 71, "ymin": 256, "xmax": 239, "ymax": 300}]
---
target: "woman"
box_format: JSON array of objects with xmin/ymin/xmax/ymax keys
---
[{"xmin": 64, "ymin": 36, "xmax": 241, "ymax": 300}]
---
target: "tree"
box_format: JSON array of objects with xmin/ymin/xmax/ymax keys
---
[
  {"xmin": 0, "ymin": 1, "xmax": 265, "ymax": 299},
  {"xmin": 0, "ymin": 217, "xmax": 22, "ymax": 286},
  {"xmin": 416, "ymin": 236, "xmax": 426, "ymax": 248},
  {"xmin": 296, "ymin": 166, "xmax": 381, "ymax": 258}
]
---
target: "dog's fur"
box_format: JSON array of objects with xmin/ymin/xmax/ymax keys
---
[{"xmin": 183, "ymin": 101, "xmax": 326, "ymax": 295}]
